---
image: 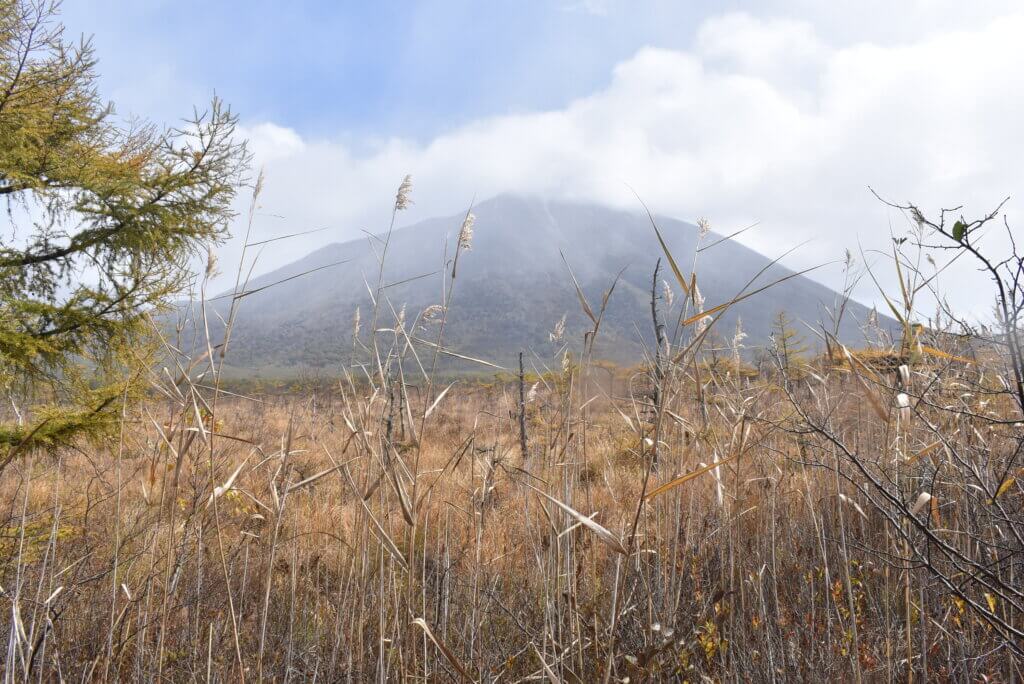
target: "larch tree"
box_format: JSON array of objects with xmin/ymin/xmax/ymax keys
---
[
  {"xmin": 770, "ymin": 310, "xmax": 809, "ymax": 377},
  {"xmin": 0, "ymin": 0, "xmax": 248, "ymax": 460}
]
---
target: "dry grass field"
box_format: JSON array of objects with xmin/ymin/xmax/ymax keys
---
[
  {"xmin": 3, "ymin": 181, "xmax": 1023, "ymax": 682},
  {"xmin": 3, "ymin": 337, "xmax": 1022, "ymax": 681}
]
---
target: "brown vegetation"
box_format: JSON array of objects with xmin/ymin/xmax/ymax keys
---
[
  {"xmin": 2, "ymin": 353, "xmax": 1021, "ymax": 681},
  {"xmin": 2, "ymin": 181, "xmax": 1023, "ymax": 681}
]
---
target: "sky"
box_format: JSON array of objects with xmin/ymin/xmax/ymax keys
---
[{"xmin": 60, "ymin": 1, "xmax": 1024, "ymax": 318}]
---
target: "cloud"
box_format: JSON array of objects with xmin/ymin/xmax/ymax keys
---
[
  {"xmin": 225, "ymin": 11, "xmax": 1024, "ymax": 317},
  {"xmin": 559, "ymin": 0, "xmax": 613, "ymax": 17},
  {"xmin": 246, "ymin": 123, "xmax": 305, "ymax": 162},
  {"xmin": 695, "ymin": 12, "xmax": 825, "ymax": 92}
]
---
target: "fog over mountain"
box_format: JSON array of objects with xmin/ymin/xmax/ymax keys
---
[{"xmin": 195, "ymin": 194, "xmax": 882, "ymax": 375}]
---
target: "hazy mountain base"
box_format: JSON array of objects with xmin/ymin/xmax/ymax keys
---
[{"xmin": 187, "ymin": 194, "xmax": 886, "ymax": 378}]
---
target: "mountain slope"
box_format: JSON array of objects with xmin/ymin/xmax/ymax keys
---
[{"xmin": 198, "ymin": 194, "xmax": 880, "ymax": 374}]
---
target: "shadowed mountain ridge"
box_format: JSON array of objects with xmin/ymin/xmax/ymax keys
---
[{"xmin": 197, "ymin": 194, "xmax": 880, "ymax": 374}]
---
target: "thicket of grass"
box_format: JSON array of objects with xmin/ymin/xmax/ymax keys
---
[{"xmin": 2, "ymin": 181, "xmax": 1022, "ymax": 681}]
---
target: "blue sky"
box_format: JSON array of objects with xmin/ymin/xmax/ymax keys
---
[
  {"xmin": 64, "ymin": 1, "xmax": 717, "ymax": 138},
  {"xmin": 59, "ymin": 1, "xmax": 1024, "ymax": 314}
]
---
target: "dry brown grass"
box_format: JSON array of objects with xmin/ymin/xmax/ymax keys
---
[
  {"xmin": 1, "ymin": 363, "xmax": 1020, "ymax": 681},
  {"xmin": 3, "ymin": 181, "xmax": 1023, "ymax": 682}
]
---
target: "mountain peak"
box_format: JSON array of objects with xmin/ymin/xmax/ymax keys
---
[{"xmin": 203, "ymin": 195, "xmax": 875, "ymax": 374}]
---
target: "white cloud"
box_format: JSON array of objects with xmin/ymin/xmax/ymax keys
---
[
  {"xmin": 246, "ymin": 123, "xmax": 305, "ymax": 162},
  {"xmin": 559, "ymin": 0, "xmax": 612, "ymax": 17},
  {"xmin": 696, "ymin": 13, "xmax": 825, "ymax": 94},
  {"xmin": 225, "ymin": 10, "xmax": 1024, "ymax": 318}
]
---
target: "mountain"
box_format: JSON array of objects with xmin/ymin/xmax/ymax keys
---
[{"xmin": 194, "ymin": 194, "xmax": 880, "ymax": 375}]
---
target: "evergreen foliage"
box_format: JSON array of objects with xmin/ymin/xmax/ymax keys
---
[
  {"xmin": 770, "ymin": 310, "xmax": 808, "ymax": 376},
  {"xmin": 0, "ymin": 0, "xmax": 248, "ymax": 459}
]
